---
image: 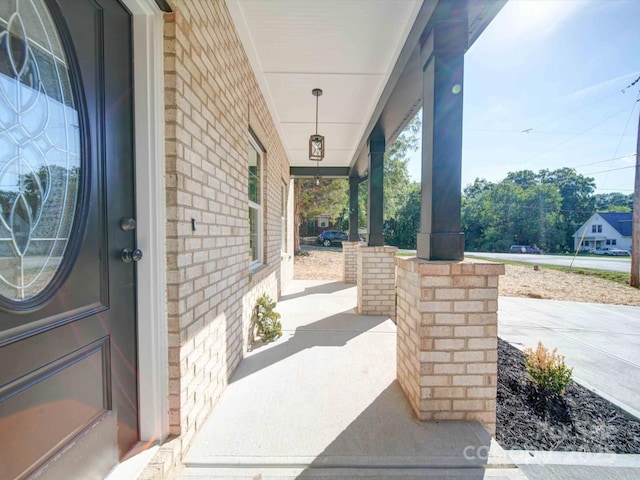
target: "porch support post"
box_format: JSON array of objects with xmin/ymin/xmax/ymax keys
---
[
  {"xmin": 357, "ymin": 245, "xmax": 397, "ymax": 317},
  {"xmin": 348, "ymin": 176, "xmax": 359, "ymax": 242},
  {"xmin": 395, "ymin": 257, "xmax": 504, "ymax": 434},
  {"xmin": 344, "ymin": 176, "xmax": 361, "ymax": 284},
  {"xmin": 416, "ymin": 13, "xmax": 467, "ymax": 261},
  {"xmin": 368, "ymin": 134, "xmax": 385, "ymax": 247}
]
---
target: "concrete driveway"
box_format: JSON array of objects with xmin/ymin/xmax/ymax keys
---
[{"xmin": 498, "ymin": 296, "xmax": 640, "ymax": 419}]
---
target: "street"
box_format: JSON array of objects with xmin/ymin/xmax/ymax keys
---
[{"xmin": 468, "ymin": 252, "xmax": 632, "ymax": 273}]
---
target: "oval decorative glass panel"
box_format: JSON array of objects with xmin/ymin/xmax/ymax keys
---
[{"xmin": 0, "ymin": 1, "xmax": 82, "ymax": 304}]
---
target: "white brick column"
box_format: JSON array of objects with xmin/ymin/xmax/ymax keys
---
[
  {"xmin": 395, "ymin": 257, "xmax": 504, "ymax": 434},
  {"xmin": 343, "ymin": 241, "xmax": 359, "ymax": 284},
  {"xmin": 357, "ymin": 246, "xmax": 397, "ymax": 317}
]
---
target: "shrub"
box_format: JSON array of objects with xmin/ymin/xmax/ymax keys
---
[
  {"xmin": 524, "ymin": 342, "xmax": 573, "ymax": 396},
  {"xmin": 253, "ymin": 293, "xmax": 282, "ymax": 343}
]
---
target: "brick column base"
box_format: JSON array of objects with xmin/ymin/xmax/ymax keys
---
[
  {"xmin": 395, "ymin": 257, "xmax": 504, "ymax": 435},
  {"xmin": 357, "ymin": 246, "xmax": 397, "ymax": 317},
  {"xmin": 343, "ymin": 242, "xmax": 360, "ymax": 284}
]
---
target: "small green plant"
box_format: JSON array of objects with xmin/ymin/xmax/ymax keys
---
[
  {"xmin": 253, "ymin": 293, "xmax": 282, "ymax": 342},
  {"xmin": 524, "ymin": 342, "xmax": 573, "ymax": 396}
]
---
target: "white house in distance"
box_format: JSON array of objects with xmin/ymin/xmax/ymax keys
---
[{"xmin": 573, "ymin": 212, "xmax": 633, "ymax": 252}]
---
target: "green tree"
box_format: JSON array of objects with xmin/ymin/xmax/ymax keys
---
[
  {"xmin": 538, "ymin": 168, "xmax": 595, "ymax": 251},
  {"xmin": 462, "ymin": 176, "xmax": 563, "ymax": 252},
  {"xmin": 383, "ymin": 115, "xmax": 420, "ymax": 220},
  {"xmin": 294, "ymin": 178, "xmax": 348, "ymax": 253},
  {"xmin": 386, "ymin": 183, "xmax": 420, "ymax": 248},
  {"xmin": 595, "ymin": 192, "xmax": 633, "ymax": 212}
]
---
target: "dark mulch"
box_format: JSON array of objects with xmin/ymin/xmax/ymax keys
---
[{"xmin": 496, "ymin": 337, "xmax": 640, "ymax": 453}]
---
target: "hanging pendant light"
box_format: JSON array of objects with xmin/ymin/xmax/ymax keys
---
[{"xmin": 309, "ymin": 88, "xmax": 324, "ymax": 162}]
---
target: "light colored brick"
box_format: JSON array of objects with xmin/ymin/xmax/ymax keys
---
[
  {"xmin": 468, "ymin": 288, "xmax": 498, "ymax": 300},
  {"xmin": 434, "ymin": 338, "xmax": 465, "ymax": 350},
  {"xmin": 435, "ymin": 288, "xmax": 466, "ymax": 300},
  {"xmin": 467, "ymin": 387, "xmax": 496, "ymax": 398},
  {"xmin": 420, "ymin": 351, "xmax": 452, "ymax": 362},
  {"xmin": 434, "ymin": 364, "xmax": 465, "ymax": 375},
  {"xmin": 453, "ymin": 300, "xmax": 485, "ymax": 313},
  {"xmin": 452, "ymin": 399, "xmax": 485, "ymax": 411},
  {"xmin": 467, "ymin": 363, "xmax": 497, "ymax": 375},
  {"xmin": 468, "ymin": 337, "xmax": 497, "ymax": 350},
  {"xmin": 434, "ymin": 313, "xmax": 466, "ymax": 325},
  {"xmin": 420, "ymin": 376, "xmax": 450, "ymax": 386},
  {"xmin": 433, "ymin": 387, "xmax": 465, "ymax": 398},
  {"xmin": 452, "ymin": 375, "xmax": 486, "ymax": 386},
  {"xmin": 454, "ymin": 326, "xmax": 486, "ymax": 337},
  {"xmin": 453, "ymin": 351, "xmax": 485, "ymax": 363},
  {"xmin": 419, "ymin": 301, "xmax": 452, "ymax": 312}
]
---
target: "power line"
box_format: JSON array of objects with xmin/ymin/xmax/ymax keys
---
[
  {"xmin": 522, "ymin": 89, "xmax": 623, "ymax": 132},
  {"xmin": 465, "ymin": 128, "xmax": 635, "ymax": 136},
  {"xmin": 571, "ymin": 153, "xmax": 636, "ymax": 169},
  {"xmin": 518, "ymin": 100, "xmax": 638, "ymax": 165},
  {"xmin": 602, "ymin": 89, "xmax": 640, "ymax": 186},
  {"xmin": 584, "ymin": 165, "xmax": 636, "ymax": 175}
]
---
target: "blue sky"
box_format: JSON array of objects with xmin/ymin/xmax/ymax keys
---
[{"xmin": 407, "ymin": 0, "xmax": 640, "ymax": 194}]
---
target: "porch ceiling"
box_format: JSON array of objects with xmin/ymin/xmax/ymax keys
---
[{"xmin": 226, "ymin": 0, "xmax": 505, "ymax": 176}]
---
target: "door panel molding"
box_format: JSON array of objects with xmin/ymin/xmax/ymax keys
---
[{"xmin": 0, "ymin": 337, "xmax": 111, "ymax": 479}]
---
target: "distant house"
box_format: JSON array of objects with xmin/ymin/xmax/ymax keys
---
[
  {"xmin": 573, "ymin": 212, "xmax": 633, "ymax": 252},
  {"xmin": 300, "ymin": 214, "xmax": 336, "ymax": 237}
]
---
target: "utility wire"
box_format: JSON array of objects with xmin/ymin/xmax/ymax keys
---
[
  {"xmin": 571, "ymin": 153, "xmax": 636, "ymax": 168},
  {"xmin": 602, "ymin": 88, "xmax": 640, "ymax": 186},
  {"xmin": 584, "ymin": 165, "xmax": 636, "ymax": 176},
  {"xmin": 521, "ymin": 89, "xmax": 623, "ymax": 132},
  {"xmin": 518, "ymin": 100, "xmax": 638, "ymax": 165},
  {"xmin": 465, "ymin": 128, "xmax": 634, "ymax": 136}
]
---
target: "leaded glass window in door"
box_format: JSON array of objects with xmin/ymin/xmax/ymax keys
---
[{"xmin": 0, "ymin": 0, "xmax": 82, "ymax": 304}]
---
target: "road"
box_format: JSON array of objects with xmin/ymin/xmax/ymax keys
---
[{"xmin": 467, "ymin": 252, "xmax": 631, "ymax": 273}]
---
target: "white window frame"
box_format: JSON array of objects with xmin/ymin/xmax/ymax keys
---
[
  {"xmin": 281, "ymin": 180, "xmax": 287, "ymax": 254},
  {"xmin": 249, "ymin": 135, "xmax": 263, "ymax": 269}
]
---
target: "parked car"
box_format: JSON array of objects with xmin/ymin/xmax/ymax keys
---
[
  {"xmin": 605, "ymin": 248, "xmax": 630, "ymax": 256},
  {"xmin": 509, "ymin": 245, "xmax": 542, "ymax": 254},
  {"xmin": 593, "ymin": 247, "xmax": 608, "ymax": 255},
  {"xmin": 317, "ymin": 230, "xmax": 348, "ymax": 247}
]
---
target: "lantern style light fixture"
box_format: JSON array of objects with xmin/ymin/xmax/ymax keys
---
[{"xmin": 309, "ymin": 88, "xmax": 324, "ymax": 162}]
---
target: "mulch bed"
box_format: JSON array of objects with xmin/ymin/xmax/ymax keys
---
[{"xmin": 496, "ymin": 337, "xmax": 640, "ymax": 453}]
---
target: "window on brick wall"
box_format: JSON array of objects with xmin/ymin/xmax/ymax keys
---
[
  {"xmin": 249, "ymin": 136, "xmax": 263, "ymax": 267},
  {"xmin": 281, "ymin": 180, "xmax": 287, "ymax": 254}
]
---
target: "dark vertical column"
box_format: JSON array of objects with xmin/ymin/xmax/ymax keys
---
[
  {"xmin": 348, "ymin": 176, "xmax": 359, "ymax": 241},
  {"xmin": 416, "ymin": 10, "xmax": 468, "ymax": 261},
  {"xmin": 368, "ymin": 135, "xmax": 385, "ymax": 246}
]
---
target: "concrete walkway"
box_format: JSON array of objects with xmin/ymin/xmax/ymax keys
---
[
  {"xmin": 179, "ymin": 280, "xmax": 526, "ymax": 479},
  {"xmin": 498, "ymin": 296, "xmax": 640, "ymax": 418},
  {"xmin": 498, "ymin": 296, "xmax": 640, "ymax": 480}
]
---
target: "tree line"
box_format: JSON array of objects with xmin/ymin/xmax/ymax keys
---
[{"xmin": 294, "ymin": 116, "xmax": 633, "ymax": 253}]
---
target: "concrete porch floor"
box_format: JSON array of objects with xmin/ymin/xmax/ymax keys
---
[{"xmin": 178, "ymin": 280, "xmax": 526, "ymax": 479}]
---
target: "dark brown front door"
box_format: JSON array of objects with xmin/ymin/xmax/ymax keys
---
[{"xmin": 0, "ymin": 0, "xmax": 138, "ymax": 478}]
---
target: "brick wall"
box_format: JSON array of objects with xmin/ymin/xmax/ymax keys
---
[
  {"xmin": 155, "ymin": 1, "xmax": 294, "ymax": 477},
  {"xmin": 343, "ymin": 241, "xmax": 359, "ymax": 284},
  {"xmin": 396, "ymin": 258, "xmax": 504, "ymax": 435},
  {"xmin": 357, "ymin": 246, "xmax": 397, "ymax": 317}
]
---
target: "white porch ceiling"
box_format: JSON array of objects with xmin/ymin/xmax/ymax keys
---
[{"xmin": 226, "ymin": 0, "xmax": 423, "ymax": 169}]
